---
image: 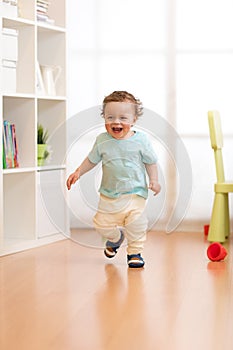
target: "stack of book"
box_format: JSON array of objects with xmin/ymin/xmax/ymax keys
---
[
  {"xmin": 36, "ymin": 0, "xmax": 54, "ymax": 25},
  {"xmin": 2, "ymin": 120, "xmax": 19, "ymax": 169},
  {"xmin": 5, "ymin": 0, "xmax": 17, "ymax": 5},
  {"xmin": 0, "ymin": 0, "xmax": 18, "ymax": 17}
]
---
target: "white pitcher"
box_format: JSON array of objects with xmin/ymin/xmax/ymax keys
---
[{"xmin": 40, "ymin": 65, "xmax": 62, "ymax": 96}]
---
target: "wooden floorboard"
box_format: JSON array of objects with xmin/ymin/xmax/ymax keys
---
[{"xmin": 0, "ymin": 230, "xmax": 233, "ymax": 350}]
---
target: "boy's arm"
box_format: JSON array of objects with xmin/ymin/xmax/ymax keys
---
[
  {"xmin": 66, "ymin": 157, "xmax": 96, "ymax": 190},
  {"xmin": 145, "ymin": 163, "xmax": 161, "ymax": 195}
]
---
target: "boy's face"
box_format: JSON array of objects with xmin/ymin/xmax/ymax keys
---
[{"xmin": 104, "ymin": 102, "xmax": 137, "ymax": 140}]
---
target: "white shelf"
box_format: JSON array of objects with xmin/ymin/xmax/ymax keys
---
[
  {"xmin": 3, "ymin": 93, "xmax": 35, "ymax": 99},
  {"xmin": 37, "ymin": 95, "xmax": 66, "ymax": 101},
  {"xmin": 0, "ymin": 0, "xmax": 68, "ymax": 256},
  {"xmin": 3, "ymin": 93, "xmax": 66, "ymax": 100},
  {"xmin": 37, "ymin": 164, "xmax": 66, "ymax": 172},
  {"xmin": 37, "ymin": 22, "xmax": 66, "ymax": 33},
  {"xmin": 3, "ymin": 167, "xmax": 35, "ymax": 174},
  {"xmin": 2, "ymin": 165, "xmax": 66, "ymax": 174},
  {"xmin": 3, "ymin": 17, "xmax": 35, "ymax": 27}
]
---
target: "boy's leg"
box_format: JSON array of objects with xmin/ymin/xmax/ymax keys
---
[
  {"xmin": 93, "ymin": 194, "xmax": 148, "ymax": 265},
  {"xmin": 124, "ymin": 196, "xmax": 148, "ymax": 268},
  {"xmin": 124, "ymin": 196, "xmax": 148, "ymax": 255},
  {"xmin": 93, "ymin": 215, "xmax": 124, "ymax": 258},
  {"xmin": 93, "ymin": 195, "xmax": 125, "ymax": 257},
  {"xmin": 125, "ymin": 211, "xmax": 148, "ymax": 255},
  {"xmin": 125, "ymin": 215, "xmax": 147, "ymax": 268},
  {"xmin": 93, "ymin": 214, "xmax": 122, "ymax": 242}
]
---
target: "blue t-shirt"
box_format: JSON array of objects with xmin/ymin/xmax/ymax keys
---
[{"xmin": 88, "ymin": 131, "xmax": 158, "ymax": 199}]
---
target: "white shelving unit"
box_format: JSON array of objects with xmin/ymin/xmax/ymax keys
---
[{"xmin": 0, "ymin": 0, "xmax": 69, "ymax": 256}]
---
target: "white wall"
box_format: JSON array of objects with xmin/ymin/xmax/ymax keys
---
[{"xmin": 66, "ymin": 0, "xmax": 233, "ymax": 232}]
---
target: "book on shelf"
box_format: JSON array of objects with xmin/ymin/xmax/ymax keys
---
[
  {"xmin": 37, "ymin": 0, "xmax": 50, "ymax": 5},
  {"xmin": 36, "ymin": 0, "xmax": 54, "ymax": 25},
  {"xmin": 37, "ymin": 13, "xmax": 54, "ymax": 25},
  {"xmin": 2, "ymin": 120, "xmax": 19, "ymax": 169},
  {"xmin": 37, "ymin": 0, "xmax": 50, "ymax": 10}
]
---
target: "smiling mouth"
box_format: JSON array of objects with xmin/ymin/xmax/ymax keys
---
[{"xmin": 112, "ymin": 127, "xmax": 123, "ymax": 133}]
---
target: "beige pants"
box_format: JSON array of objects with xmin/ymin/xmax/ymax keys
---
[{"xmin": 93, "ymin": 194, "xmax": 148, "ymax": 255}]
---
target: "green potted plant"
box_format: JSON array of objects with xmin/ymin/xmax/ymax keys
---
[{"xmin": 37, "ymin": 123, "xmax": 49, "ymax": 166}]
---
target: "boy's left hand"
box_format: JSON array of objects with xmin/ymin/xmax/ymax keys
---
[{"xmin": 148, "ymin": 181, "xmax": 161, "ymax": 196}]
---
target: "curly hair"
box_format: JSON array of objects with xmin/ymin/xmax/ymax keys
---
[{"xmin": 101, "ymin": 91, "xmax": 143, "ymax": 119}]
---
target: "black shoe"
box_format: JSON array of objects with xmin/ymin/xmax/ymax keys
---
[
  {"xmin": 127, "ymin": 254, "xmax": 145, "ymax": 268},
  {"xmin": 104, "ymin": 230, "xmax": 124, "ymax": 258}
]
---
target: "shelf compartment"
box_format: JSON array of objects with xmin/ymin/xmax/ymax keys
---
[
  {"xmin": 3, "ymin": 17, "xmax": 36, "ymax": 94},
  {"xmin": 37, "ymin": 99, "xmax": 66, "ymax": 166},
  {"xmin": 3, "ymin": 96, "xmax": 36, "ymax": 168},
  {"xmin": 37, "ymin": 29, "xmax": 66, "ymax": 96},
  {"xmin": 45, "ymin": 0, "xmax": 66, "ymax": 28},
  {"xmin": 37, "ymin": 169, "xmax": 68, "ymax": 238},
  {"xmin": 3, "ymin": 171, "xmax": 36, "ymax": 239},
  {"xmin": 17, "ymin": 0, "xmax": 35, "ymax": 22}
]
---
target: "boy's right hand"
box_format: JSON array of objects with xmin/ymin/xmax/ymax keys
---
[{"xmin": 66, "ymin": 169, "xmax": 80, "ymax": 190}]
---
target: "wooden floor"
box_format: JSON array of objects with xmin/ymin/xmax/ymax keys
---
[{"xmin": 0, "ymin": 230, "xmax": 233, "ymax": 350}]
